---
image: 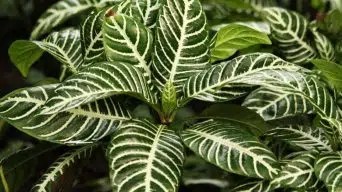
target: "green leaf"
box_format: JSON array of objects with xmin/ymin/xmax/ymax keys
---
[
  {"xmin": 31, "ymin": 144, "xmax": 98, "ymax": 192},
  {"xmin": 182, "ymin": 53, "xmax": 300, "ymax": 103},
  {"xmin": 272, "ymin": 151, "xmax": 320, "ymax": 189},
  {"xmin": 102, "ymin": 14, "xmax": 153, "ymax": 77},
  {"xmin": 131, "ymin": 0, "xmax": 161, "ymax": 28},
  {"xmin": 181, "ymin": 120, "xmax": 280, "ymax": 179},
  {"xmin": 30, "ymin": 0, "xmax": 119, "ymax": 40},
  {"xmin": 262, "ymin": 7, "xmax": 317, "ymax": 64},
  {"xmin": 0, "ymin": 85, "xmax": 131, "ymax": 144},
  {"xmin": 311, "ymin": 59, "xmax": 342, "ymax": 92},
  {"xmin": 211, "ymin": 24, "xmax": 271, "ymax": 63},
  {"xmin": 81, "ymin": 1, "xmax": 131, "ymax": 67},
  {"xmin": 232, "ymin": 180, "xmax": 274, "ymax": 192},
  {"xmin": 9, "ymin": 29, "xmax": 84, "ymax": 77},
  {"xmin": 162, "ymin": 81, "xmax": 177, "ymax": 117},
  {"xmin": 40, "ymin": 62, "xmax": 157, "ymax": 115},
  {"xmin": 152, "ymin": 0, "xmax": 210, "ymax": 92},
  {"xmin": 265, "ymin": 125, "xmax": 332, "ymax": 152},
  {"xmin": 107, "ymin": 120, "xmax": 185, "ymax": 192},
  {"xmin": 315, "ymin": 151, "xmax": 342, "ymax": 192},
  {"xmin": 0, "ymin": 140, "xmax": 32, "ymax": 164},
  {"xmin": 311, "ymin": 29, "xmax": 336, "ymax": 62}
]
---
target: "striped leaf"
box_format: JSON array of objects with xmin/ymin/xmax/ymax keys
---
[
  {"xmin": 107, "ymin": 120, "xmax": 185, "ymax": 192},
  {"xmin": 102, "ymin": 14, "xmax": 153, "ymax": 77},
  {"xmin": 0, "ymin": 85, "xmax": 131, "ymax": 144},
  {"xmin": 262, "ymin": 7, "xmax": 317, "ymax": 64},
  {"xmin": 31, "ymin": 144, "xmax": 98, "ymax": 192},
  {"xmin": 232, "ymin": 180, "xmax": 275, "ymax": 192},
  {"xmin": 152, "ymin": 0, "xmax": 210, "ymax": 92},
  {"xmin": 181, "ymin": 120, "xmax": 280, "ymax": 179},
  {"xmin": 81, "ymin": 1, "xmax": 131, "ymax": 67},
  {"xmin": 265, "ymin": 125, "xmax": 332, "ymax": 152},
  {"xmin": 40, "ymin": 62, "xmax": 157, "ymax": 115},
  {"xmin": 182, "ymin": 53, "xmax": 300, "ymax": 103},
  {"xmin": 131, "ymin": 0, "xmax": 161, "ymax": 28},
  {"xmin": 315, "ymin": 151, "xmax": 342, "ymax": 192},
  {"xmin": 311, "ymin": 29, "xmax": 336, "ymax": 62},
  {"xmin": 30, "ymin": 0, "xmax": 119, "ymax": 40},
  {"xmin": 9, "ymin": 29, "xmax": 83, "ymax": 77},
  {"xmin": 272, "ymin": 151, "xmax": 320, "ymax": 189}
]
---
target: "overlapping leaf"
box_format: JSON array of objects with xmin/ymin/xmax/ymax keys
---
[
  {"xmin": 30, "ymin": 0, "xmax": 119, "ymax": 40},
  {"xmin": 107, "ymin": 120, "xmax": 185, "ymax": 192},
  {"xmin": 263, "ymin": 7, "xmax": 317, "ymax": 64},
  {"xmin": 31, "ymin": 144, "xmax": 98, "ymax": 192},
  {"xmin": 182, "ymin": 53, "xmax": 300, "ymax": 103},
  {"xmin": 131, "ymin": 0, "xmax": 161, "ymax": 28},
  {"xmin": 265, "ymin": 125, "xmax": 332, "ymax": 152},
  {"xmin": 40, "ymin": 62, "xmax": 157, "ymax": 115},
  {"xmin": 311, "ymin": 29, "xmax": 336, "ymax": 62},
  {"xmin": 315, "ymin": 151, "xmax": 342, "ymax": 192},
  {"xmin": 9, "ymin": 29, "xmax": 83, "ymax": 77},
  {"xmin": 0, "ymin": 85, "xmax": 130, "ymax": 144},
  {"xmin": 232, "ymin": 180, "xmax": 275, "ymax": 192},
  {"xmin": 181, "ymin": 120, "xmax": 280, "ymax": 179},
  {"xmin": 102, "ymin": 14, "xmax": 153, "ymax": 77},
  {"xmin": 152, "ymin": 0, "xmax": 210, "ymax": 92}
]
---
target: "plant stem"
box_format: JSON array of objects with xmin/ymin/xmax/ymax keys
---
[{"xmin": 0, "ymin": 166, "xmax": 9, "ymax": 192}]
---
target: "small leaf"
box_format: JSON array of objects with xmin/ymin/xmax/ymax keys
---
[
  {"xmin": 232, "ymin": 180, "xmax": 274, "ymax": 192},
  {"xmin": 162, "ymin": 82, "xmax": 177, "ymax": 117},
  {"xmin": 211, "ymin": 24, "xmax": 271, "ymax": 63},
  {"xmin": 181, "ymin": 120, "xmax": 280, "ymax": 179},
  {"xmin": 311, "ymin": 29, "xmax": 336, "ymax": 62},
  {"xmin": 311, "ymin": 59, "xmax": 342, "ymax": 91},
  {"xmin": 131, "ymin": 0, "xmax": 161, "ymax": 28},
  {"xmin": 107, "ymin": 120, "xmax": 185, "ymax": 192}
]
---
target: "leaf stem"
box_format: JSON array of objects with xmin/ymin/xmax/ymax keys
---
[{"xmin": 0, "ymin": 166, "xmax": 9, "ymax": 192}]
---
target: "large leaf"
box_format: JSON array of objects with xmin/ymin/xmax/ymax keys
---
[
  {"xmin": 0, "ymin": 85, "xmax": 131, "ymax": 144},
  {"xmin": 30, "ymin": 0, "xmax": 119, "ymax": 40},
  {"xmin": 131, "ymin": 0, "xmax": 161, "ymax": 28},
  {"xmin": 107, "ymin": 120, "xmax": 185, "ymax": 192},
  {"xmin": 152, "ymin": 0, "xmax": 210, "ymax": 92},
  {"xmin": 181, "ymin": 120, "xmax": 280, "ymax": 179},
  {"xmin": 81, "ymin": 1, "xmax": 131, "ymax": 67},
  {"xmin": 315, "ymin": 151, "xmax": 342, "ymax": 192},
  {"xmin": 265, "ymin": 125, "xmax": 332, "ymax": 152},
  {"xmin": 311, "ymin": 29, "xmax": 336, "ymax": 62},
  {"xmin": 311, "ymin": 59, "xmax": 342, "ymax": 92},
  {"xmin": 40, "ymin": 62, "xmax": 157, "ymax": 115},
  {"xmin": 102, "ymin": 14, "xmax": 153, "ymax": 77},
  {"xmin": 272, "ymin": 151, "xmax": 320, "ymax": 189},
  {"xmin": 262, "ymin": 7, "xmax": 317, "ymax": 64},
  {"xmin": 31, "ymin": 144, "xmax": 98, "ymax": 192},
  {"xmin": 182, "ymin": 53, "xmax": 300, "ymax": 103},
  {"xmin": 9, "ymin": 29, "xmax": 84, "ymax": 77},
  {"xmin": 211, "ymin": 24, "xmax": 271, "ymax": 63}
]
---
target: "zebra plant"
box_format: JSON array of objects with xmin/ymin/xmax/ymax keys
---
[{"xmin": 1, "ymin": 0, "xmax": 342, "ymax": 191}]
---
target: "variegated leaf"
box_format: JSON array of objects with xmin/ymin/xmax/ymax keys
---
[
  {"xmin": 102, "ymin": 14, "xmax": 153, "ymax": 77},
  {"xmin": 131, "ymin": 0, "xmax": 161, "ymax": 28},
  {"xmin": 263, "ymin": 7, "xmax": 317, "ymax": 64},
  {"xmin": 9, "ymin": 29, "xmax": 83, "ymax": 77},
  {"xmin": 0, "ymin": 85, "xmax": 130, "ymax": 144},
  {"xmin": 265, "ymin": 125, "xmax": 332, "ymax": 152},
  {"xmin": 181, "ymin": 53, "xmax": 300, "ymax": 104},
  {"xmin": 81, "ymin": 1, "xmax": 131, "ymax": 67},
  {"xmin": 40, "ymin": 62, "xmax": 157, "ymax": 115},
  {"xmin": 311, "ymin": 29, "xmax": 336, "ymax": 62},
  {"xmin": 272, "ymin": 151, "xmax": 320, "ymax": 189},
  {"xmin": 152, "ymin": 0, "xmax": 210, "ymax": 92},
  {"xmin": 181, "ymin": 120, "xmax": 280, "ymax": 179},
  {"xmin": 232, "ymin": 180, "xmax": 275, "ymax": 192},
  {"xmin": 107, "ymin": 120, "xmax": 185, "ymax": 192},
  {"xmin": 31, "ymin": 144, "xmax": 98, "ymax": 192},
  {"xmin": 30, "ymin": 0, "xmax": 120, "ymax": 40},
  {"xmin": 315, "ymin": 151, "xmax": 342, "ymax": 192}
]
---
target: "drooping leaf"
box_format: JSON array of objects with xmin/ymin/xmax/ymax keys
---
[
  {"xmin": 31, "ymin": 144, "xmax": 98, "ymax": 192},
  {"xmin": 311, "ymin": 59, "xmax": 342, "ymax": 92},
  {"xmin": 181, "ymin": 120, "xmax": 280, "ymax": 179},
  {"xmin": 0, "ymin": 85, "xmax": 131, "ymax": 144},
  {"xmin": 315, "ymin": 151, "xmax": 342, "ymax": 192},
  {"xmin": 30, "ymin": 0, "xmax": 119, "ymax": 40},
  {"xmin": 152, "ymin": 0, "xmax": 210, "ymax": 92},
  {"xmin": 232, "ymin": 180, "xmax": 275, "ymax": 192},
  {"xmin": 81, "ymin": 1, "xmax": 131, "ymax": 67},
  {"xmin": 102, "ymin": 14, "xmax": 153, "ymax": 77},
  {"xmin": 211, "ymin": 24, "xmax": 271, "ymax": 62},
  {"xmin": 262, "ymin": 7, "xmax": 317, "ymax": 64},
  {"xmin": 311, "ymin": 29, "xmax": 336, "ymax": 62},
  {"xmin": 9, "ymin": 29, "xmax": 84, "ymax": 77},
  {"xmin": 107, "ymin": 120, "xmax": 185, "ymax": 192},
  {"xmin": 272, "ymin": 151, "xmax": 320, "ymax": 189},
  {"xmin": 131, "ymin": 0, "xmax": 161, "ymax": 28},
  {"xmin": 40, "ymin": 62, "xmax": 157, "ymax": 115},
  {"xmin": 182, "ymin": 53, "xmax": 300, "ymax": 103},
  {"xmin": 265, "ymin": 125, "xmax": 332, "ymax": 152}
]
